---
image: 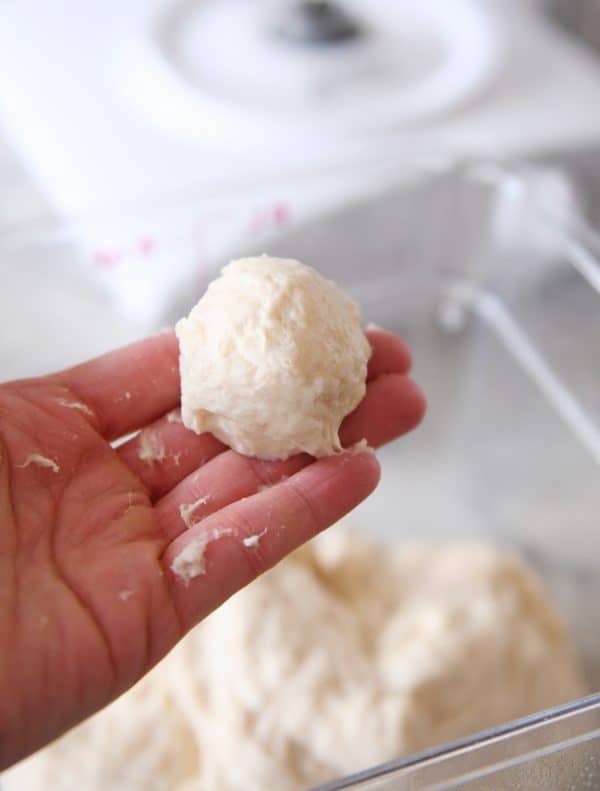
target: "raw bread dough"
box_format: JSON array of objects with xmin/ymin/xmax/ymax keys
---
[
  {"xmin": 175, "ymin": 256, "xmax": 371, "ymax": 460},
  {"xmin": 5, "ymin": 530, "xmax": 584, "ymax": 791}
]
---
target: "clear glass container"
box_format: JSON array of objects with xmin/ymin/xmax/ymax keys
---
[{"xmin": 1, "ymin": 159, "xmax": 599, "ymax": 789}]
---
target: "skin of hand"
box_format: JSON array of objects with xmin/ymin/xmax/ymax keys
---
[{"xmin": 0, "ymin": 328, "xmax": 425, "ymax": 770}]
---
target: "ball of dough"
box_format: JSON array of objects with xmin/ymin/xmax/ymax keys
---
[{"xmin": 175, "ymin": 256, "xmax": 371, "ymax": 460}]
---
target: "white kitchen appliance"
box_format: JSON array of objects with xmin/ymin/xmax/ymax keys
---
[{"xmin": 1, "ymin": 0, "xmax": 600, "ymax": 325}]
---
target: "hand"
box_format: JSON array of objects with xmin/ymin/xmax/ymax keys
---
[{"xmin": 0, "ymin": 328, "xmax": 425, "ymax": 769}]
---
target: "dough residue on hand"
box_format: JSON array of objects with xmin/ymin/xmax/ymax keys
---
[
  {"xmin": 17, "ymin": 454, "xmax": 60, "ymax": 473},
  {"xmin": 54, "ymin": 398, "xmax": 94, "ymax": 416},
  {"xmin": 179, "ymin": 496, "xmax": 211, "ymax": 528},
  {"xmin": 170, "ymin": 539, "xmax": 209, "ymax": 584},
  {"xmin": 137, "ymin": 431, "xmax": 166, "ymax": 465}
]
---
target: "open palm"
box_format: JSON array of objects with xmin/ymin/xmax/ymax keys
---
[{"xmin": 0, "ymin": 328, "xmax": 425, "ymax": 770}]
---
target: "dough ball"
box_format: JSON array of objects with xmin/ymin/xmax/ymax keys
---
[
  {"xmin": 175, "ymin": 256, "xmax": 371, "ymax": 460},
  {"xmin": 7, "ymin": 531, "xmax": 584, "ymax": 791}
]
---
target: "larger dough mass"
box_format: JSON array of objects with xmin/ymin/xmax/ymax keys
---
[{"xmin": 6, "ymin": 530, "xmax": 583, "ymax": 791}]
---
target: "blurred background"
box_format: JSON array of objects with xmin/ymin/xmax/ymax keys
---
[
  {"xmin": 3, "ymin": 0, "xmax": 600, "ymax": 332},
  {"xmin": 2, "ymin": 1, "xmax": 600, "ymax": 216},
  {"xmin": 2, "ymin": 0, "xmax": 600, "ymax": 326},
  {"xmin": 2, "ymin": 0, "xmax": 600, "ymax": 224}
]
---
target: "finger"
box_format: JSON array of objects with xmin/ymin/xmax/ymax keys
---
[
  {"xmin": 340, "ymin": 374, "xmax": 426, "ymax": 449},
  {"xmin": 138, "ymin": 372, "xmax": 425, "ymax": 505},
  {"xmin": 366, "ymin": 328, "xmax": 412, "ymax": 379},
  {"xmin": 52, "ymin": 332, "xmax": 180, "ymax": 440},
  {"xmin": 162, "ymin": 449, "xmax": 380, "ymax": 631},
  {"xmin": 117, "ymin": 415, "xmax": 227, "ymax": 501},
  {"xmin": 156, "ymin": 449, "xmax": 312, "ymax": 543}
]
